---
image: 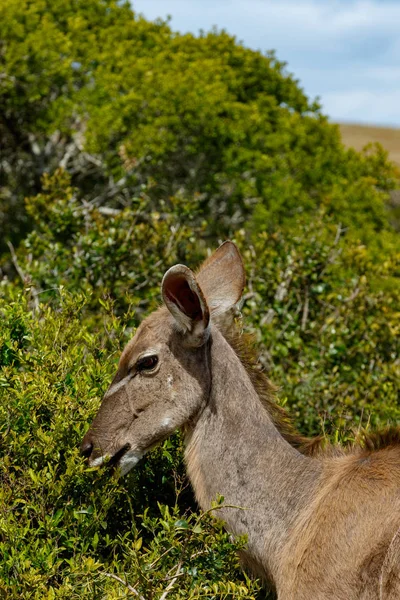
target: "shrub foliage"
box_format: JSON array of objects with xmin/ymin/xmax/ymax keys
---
[{"xmin": 0, "ymin": 0, "xmax": 399, "ymax": 597}]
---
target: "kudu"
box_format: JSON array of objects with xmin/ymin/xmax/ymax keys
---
[{"xmin": 81, "ymin": 242, "xmax": 400, "ymax": 599}]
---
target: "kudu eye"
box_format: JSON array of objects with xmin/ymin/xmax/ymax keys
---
[{"xmin": 136, "ymin": 355, "xmax": 159, "ymax": 372}]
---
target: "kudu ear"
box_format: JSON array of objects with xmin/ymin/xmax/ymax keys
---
[
  {"xmin": 162, "ymin": 265, "xmax": 210, "ymax": 347},
  {"xmin": 196, "ymin": 241, "xmax": 246, "ymax": 316}
]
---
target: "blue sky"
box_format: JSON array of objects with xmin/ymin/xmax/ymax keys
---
[{"xmin": 132, "ymin": 0, "xmax": 400, "ymax": 126}]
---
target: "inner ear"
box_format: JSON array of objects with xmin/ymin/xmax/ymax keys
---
[
  {"xmin": 164, "ymin": 273, "xmax": 203, "ymax": 321},
  {"xmin": 162, "ymin": 265, "xmax": 210, "ymax": 337}
]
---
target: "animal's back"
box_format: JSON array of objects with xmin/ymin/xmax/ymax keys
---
[
  {"xmin": 278, "ymin": 446, "xmax": 400, "ymax": 600},
  {"xmin": 380, "ymin": 526, "xmax": 400, "ymax": 599}
]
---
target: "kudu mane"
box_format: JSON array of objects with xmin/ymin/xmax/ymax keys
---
[
  {"xmin": 221, "ymin": 319, "xmax": 400, "ymax": 459},
  {"xmin": 221, "ymin": 322, "xmax": 324, "ymax": 456},
  {"xmin": 357, "ymin": 426, "xmax": 400, "ymax": 453}
]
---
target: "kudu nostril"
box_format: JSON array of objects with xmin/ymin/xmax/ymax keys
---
[{"xmin": 80, "ymin": 439, "xmax": 93, "ymax": 459}]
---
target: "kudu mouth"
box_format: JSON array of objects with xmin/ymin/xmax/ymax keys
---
[
  {"xmin": 107, "ymin": 443, "xmax": 131, "ymax": 470},
  {"xmin": 80, "ymin": 438, "xmax": 132, "ymax": 472}
]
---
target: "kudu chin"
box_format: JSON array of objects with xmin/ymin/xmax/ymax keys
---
[{"xmin": 81, "ymin": 241, "xmax": 400, "ymax": 600}]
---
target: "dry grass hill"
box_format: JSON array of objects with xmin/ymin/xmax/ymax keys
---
[
  {"xmin": 339, "ymin": 123, "xmax": 400, "ymax": 227},
  {"xmin": 339, "ymin": 123, "xmax": 400, "ymax": 167}
]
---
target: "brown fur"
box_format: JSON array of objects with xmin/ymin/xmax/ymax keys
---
[
  {"xmin": 358, "ymin": 426, "xmax": 400, "ymax": 453},
  {"xmin": 81, "ymin": 241, "xmax": 400, "ymax": 600},
  {"xmin": 279, "ymin": 446, "xmax": 400, "ymax": 599}
]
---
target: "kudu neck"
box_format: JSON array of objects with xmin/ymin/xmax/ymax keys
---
[{"xmin": 184, "ymin": 326, "xmax": 322, "ymax": 582}]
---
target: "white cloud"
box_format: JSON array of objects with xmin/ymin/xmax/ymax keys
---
[
  {"xmin": 323, "ymin": 89, "xmax": 400, "ymax": 125},
  {"xmin": 131, "ymin": 0, "xmax": 400, "ymax": 125},
  {"xmin": 133, "ymin": 0, "xmax": 400, "ymax": 44}
]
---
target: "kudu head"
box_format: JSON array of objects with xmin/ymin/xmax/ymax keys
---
[{"xmin": 81, "ymin": 242, "xmax": 245, "ymax": 474}]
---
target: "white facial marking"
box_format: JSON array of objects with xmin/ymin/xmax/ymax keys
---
[
  {"xmin": 90, "ymin": 455, "xmax": 107, "ymax": 467},
  {"xmin": 139, "ymin": 349, "xmax": 159, "ymax": 360},
  {"xmin": 162, "ymin": 416, "xmax": 172, "ymax": 428},
  {"xmin": 167, "ymin": 375, "xmax": 173, "ymax": 386},
  {"xmin": 105, "ymin": 374, "xmax": 131, "ymax": 398},
  {"xmin": 119, "ymin": 450, "xmax": 143, "ymax": 476}
]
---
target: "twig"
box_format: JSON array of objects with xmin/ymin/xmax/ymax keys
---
[
  {"xmin": 147, "ymin": 546, "xmax": 175, "ymax": 571},
  {"xmin": 162, "ymin": 571, "xmax": 186, "ymax": 583},
  {"xmin": 199, "ymin": 502, "xmax": 247, "ymax": 520},
  {"xmin": 319, "ymin": 223, "xmax": 346, "ymax": 278},
  {"xmin": 343, "ymin": 287, "xmax": 360, "ymax": 303},
  {"xmin": 134, "ymin": 278, "xmax": 149, "ymax": 291},
  {"xmin": 274, "ymin": 267, "xmax": 292, "ymax": 302},
  {"xmin": 102, "ymin": 572, "xmax": 146, "ymax": 600},
  {"xmin": 242, "ymin": 292, "xmax": 255, "ymax": 303},
  {"xmin": 7, "ymin": 240, "xmax": 26, "ymax": 283},
  {"xmin": 7, "ymin": 241, "xmax": 40, "ymax": 315},
  {"xmin": 98, "ymin": 206, "xmax": 121, "ymax": 216},
  {"xmin": 301, "ymin": 288, "xmax": 309, "ymax": 332},
  {"xmin": 159, "ymin": 559, "xmax": 183, "ymax": 600},
  {"xmin": 59, "ymin": 141, "xmax": 76, "ymax": 169},
  {"xmin": 333, "ymin": 223, "xmax": 343, "ymax": 246}
]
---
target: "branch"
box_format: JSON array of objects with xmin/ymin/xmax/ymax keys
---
[
  {"xmin": 7, "ymin": 241, "xmax": 40, "ymax": 315},
  {"xmin": 102, "ymin": 572, "xmax": 146, "ymax": 600},
  {"xmin": 159, "ymin": 559, "xmax": 183, "ymax": 600},
  {"xmin": 334, "ymin": 222, "xmax": 343, "ymax": 246},
  {"xmin": 301, "ymin": 288, "xmax": 309, "ymax": 332},
  {"xmin": 98, "ymin": 206, "xmax": 121, "ymax": 216},
  {"xmin": 7, "ymin": 240, "xmax": 27, "ymax": 283}
]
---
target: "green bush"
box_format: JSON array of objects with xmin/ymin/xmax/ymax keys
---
[
  {"xmin": 1, "ymin": 0, "xmax": 399, "ymax": 597},
  {"xmin": 241, "ymin": 223, "xmax": 400, "ymax": 436},
  {"xmin": 0, "ymin": 291, "xmax": 263, "ymax": 598},
  {"xmin": 1, "ymin": 195, "xmax": 398, "ymax": 596},
  {"xmin": 1, "ymin": 0, "xmax": 398, "ymax": 252},
  {"xmin": 1, "ymin": 171, "xmax": 398, "ymax": 600}
]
